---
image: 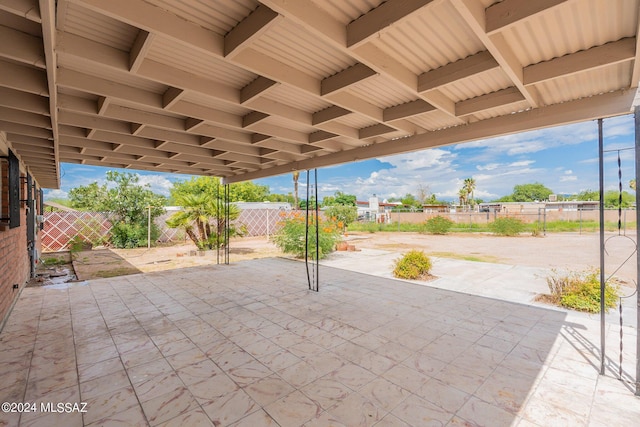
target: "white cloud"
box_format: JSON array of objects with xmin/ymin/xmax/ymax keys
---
[
  {"xmin": 456, "ymin": 120, "xmax": 599, "ymax": 157},
  {"xmin": 509, "ymin": 160, "xmax": 535, "ymax": 168},
  {"xmin": 44, "ymin": 189, "xmax": 69, "ymax": 200},
  {"xmin": 476, "ymin": 163, "xmax": 500, "ymax": 171},
  {"xmin": 564, "ymin": 170, "xmax": 573, "ymax": 174},
  {"xmin": 136, "ymin": 174, "xmax": 174, "ymax": 196},
  {"xmin": 560, "ymin": 175, "xmax": 578, "ymax": 182}
]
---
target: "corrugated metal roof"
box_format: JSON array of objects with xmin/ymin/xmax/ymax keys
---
[{"xmin": 0, "ymin": 0, "xmax": 637, "ymax": 188}]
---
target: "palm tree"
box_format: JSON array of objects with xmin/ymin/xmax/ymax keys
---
[
  {"xmin": 458, "ymin": 188, "xmax": 468, "ymax": 207},
  {"xmin": 463, "ymin": 178, "xmax": 476, "ymax": 206},
  {"xmin": 166, "ymin": 192, "xmax": 240, "ymax": 250},
  {"xmin": 293, "ymin": 171, "xmax": 300, "ymax": 209}
]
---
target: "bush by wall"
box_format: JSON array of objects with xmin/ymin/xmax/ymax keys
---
[
  {"xmin": 546, "ymin": 269, "xmax": 619, "ymax": 313},
  {"xmin": 423, "ymin": 215, "xmax": 454, "ymax": 235},
  {"xmin": 489, "ymin": 217, "xmax": 525, "ymax": 236}
]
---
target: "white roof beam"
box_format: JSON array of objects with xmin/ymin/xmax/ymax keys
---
[
  {"xmin": 346, "ymin": 0, "xmax": 435, "ymax": 48},
  {"xmin": 321, "ymin": 63, "xmax": 377, "ymax": 96},
  {"xmin": 58, "ymin": 68, "xmax": 163, "ymax": 109},
  {"xmin": 359, "ymin": 123, "xmax": 396, "ymax": 139},
  {"xmin": 0, "ymin": 87, "xmax": 49, "ymax": 115},
  {"xmin": 0, "ymin": 60, "xmax": 48, "ymax": 96},
  {"xmin": 633, "ymin": 6, "xmax": 640, "ymax": 89},
  {"xmin": 0, "ymin": 24, "xmax": 45, "ymax": 68},
  {"xmin": 240, "ymin": 77, "xmax": 278, "ymax": 104},
  {"xmin": 261, "ymin": 0, "xmax": 458, "ymax": 119},
  {"xmin": 485, "ymin": 0, "xmax": 569, "ymax": 34},
  {"xmin": 170, "ymin": 101, "xmax": 242, "ymax": 130},
  {"xmin": 41, "ymin": 0, "xmax": 62, "ymax": 187},
  {"xmin": 312, "ymin": 106, "xmax": 351, "ymax": 126},
  {"xmin": 451, "ymin": 0, "xmax": 538, "ymax": 108},
  {"xmin": 195, "ymin": 123, "xmax": 253, "ymax": 145},
  {"xmin": 214, "ymin": 152, "xmax": 265, "ymax": 165},
  {"xmin": 201, "ymin": 138, "xmax": 262, "ymax": 156},
  {"xmin": 6, "ymin": 133, "xmax": 52, "ymax": 148},
  {"xmin": 248, "ymin": 122, "xmax": 307, "ymax": 144},
  {"xmin": 418, "ymin": 51, "xmax": 499, "ymax": 93},
  {"xmin": 0, "ymin": 106, "xmax": 51, "ymax": 128},
  {"xmin": 384, "ymin": 99, "xmax": 435, "ymax": 122},
  {"xmin": 0, "ymin": 0, "xmax": 41, "ymax": 22},
  {"xmin": 252, "ymin": 138, "xmax": 302, "ymax": 155},
  {"xmin": 455, "ymin": 87, "xmax": 525, "ymax": 117},
  {"xmin": 162, "ymin": 87, "xmax": 185, "ymax": 109},
  {"xmin": 1, "ymin": 122, "xmax": 52, "ymax": 139},
  {"xmin": 309, "ymin": 130, "xmax": 337, "ymax": 144},
  {"xmin": 58, "ymin": 110, "xmax": 130, "ymax": 134},
  {"xmin": 137, "ymin": 127, "xmax": 202, "ymax": 147},
  {"xmin": 242, "ymin": 111, "xmax": 270, "ymax": 128},
  {"xmin": 524, "ymin": 37, "xmax": 636, "ymax": 85},
  {"xmin": 129, "ymin": 30, "xmax": 155, "ymax": 73},
  {"xmin": 225, "ymin": 89, "xmax": 635, "ymax": 183},
  {"xmin": 67, "ymin": 0, "xmax": 223, "ymax": 57},
  {"xmin": 224, "ymin": 4, "xmax": 281, "ymax": 58},
  {"xmin": 137, "ymin": 59, "xmax": 238, "ymax": 104}
]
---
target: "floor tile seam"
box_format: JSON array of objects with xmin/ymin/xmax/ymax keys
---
[{"xmin": 15, "ymin": 286, "xmax": 53, "ymax": 425}]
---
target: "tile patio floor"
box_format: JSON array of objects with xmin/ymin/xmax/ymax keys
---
[{"xmin": 0, "ymin": 258, "xmax": 638, "ymax": 426}]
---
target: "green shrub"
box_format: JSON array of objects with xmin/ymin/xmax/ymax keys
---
[
  {"xmin": 110, "ymin": 222, "xmax": 160, "ymax": 249},
  {"xmin": 393, "ymin": 250, "xmax": 432, "ymax": 280},
  {"xmin": 424, "ymin": 216, "xmax": 454, "ymax": 235},
  {"xmin": 324, "ymin": 205, "xmax": 357, "ymax": 231},
  {"xmin": 546, "ymin": 269, "xmax": 619, "ymax": 313},
  {"xmin": 272, "ymin": 213, "xmax": 341, "ymax": 260},
  {"xmin": 489, "ymin": 217, "xmax": 525, "ymax": 236}
]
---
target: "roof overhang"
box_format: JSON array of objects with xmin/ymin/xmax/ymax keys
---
[{"xmin": 0, "ymin": 0, "xmax": 638, "ymax": 188}]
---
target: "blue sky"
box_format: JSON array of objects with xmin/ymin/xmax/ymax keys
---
[{"xmin": 45, "ymin": 114, "xmax": 637, "ymax": 203}]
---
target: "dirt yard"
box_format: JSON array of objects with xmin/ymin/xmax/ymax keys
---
[{"xmin": 42, "ymin": 231, "xmax": 637, "ymax": 285}]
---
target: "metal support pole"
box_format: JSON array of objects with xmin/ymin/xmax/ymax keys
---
[
  {"xmin": 305, "ymin": 170, "xmax": 311, "ymax": 289},
  {"xmin": 314, "ymin": 168, "xmax": 319, "ymax": 292},
  {"xmin": 598, "ymin": 117, "xmax": 606, "ymax": 376},
  {"xmin": 147, "ymin": 206, "xmax": 151, "ymax": 249},
  {"xmin": 216, "ymin": 180, "xmax": 220, "ymax": 265},
  {"xmin": 634, "ymin": 106, "xmax": 640, "ymax": 396},
  {"xmin": 225, "ymin": 184, "xmax": 230, "ymax": 265}
]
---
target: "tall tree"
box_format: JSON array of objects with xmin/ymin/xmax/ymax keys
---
[
  {"xmin": 322, "ymin": 191, "xmax": 356, "ymax": 206},
  {"xmin": 463, "ymin": 178, "xmax": 476, "ymax": 206},
  {"xmin": 68, "ymin": 171, "xmax": 166, "ymax": 248},
  {"xmin": 458, "ymin": 188, "xmax": 468, "ymax": 206}
]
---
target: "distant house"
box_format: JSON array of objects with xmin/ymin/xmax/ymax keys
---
[
  {"xmin": 422, "ymin": 204, "xmax": 449, "ymax": 213},
  {"xmin": 356, "ymin": 196, "xmax": 398, "ymax": 222},
  {"xmin": 478, "ymin": 201, "xmax": 599, "ymax": 213}
]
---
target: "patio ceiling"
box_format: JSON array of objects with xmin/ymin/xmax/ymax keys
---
[{"xmin": 0, "ymin": 0, "xmax": 639, "ymax": 188}]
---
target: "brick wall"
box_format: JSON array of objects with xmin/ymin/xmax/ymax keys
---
[{"xmin": 0, "ymin": 204, "xmax": 29, "ymax": 329}]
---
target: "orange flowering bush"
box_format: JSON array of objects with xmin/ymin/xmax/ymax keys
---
[{"xmin": 272, "ymin": 212, "xmax": 341, "ymax": 259}]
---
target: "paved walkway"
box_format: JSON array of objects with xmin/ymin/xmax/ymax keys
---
[{"xmin": 0, "ymin": 258, "xmax": 638, "ymax": 426}]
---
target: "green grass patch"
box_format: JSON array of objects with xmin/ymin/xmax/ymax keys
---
[
  {"xmin": 41, "ymin": 257, "xmax": 69, "ymax": 266},
  {"xmin": 429, "ymin": 251, "xmax": 500, "ymax": 263}
]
